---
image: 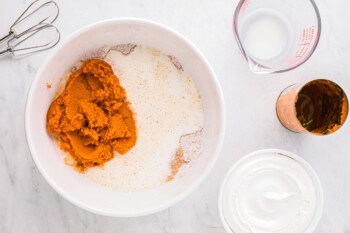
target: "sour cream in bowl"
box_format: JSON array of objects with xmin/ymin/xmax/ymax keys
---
[{"xmin": 219, "ymin": 149, "xmax": 323, "ymax": 233}]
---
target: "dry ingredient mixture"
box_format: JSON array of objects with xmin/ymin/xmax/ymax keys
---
[
  {"xmin": 87, "ymin": 45, "xmax": 203, "ymax": 191},
  {"xmin": 46, "ymin": 59, "xmax": 137, "ymax": 172},
  {"xmin": 47, "ymin": 44, "xmax": 203, "ymax": 191}
]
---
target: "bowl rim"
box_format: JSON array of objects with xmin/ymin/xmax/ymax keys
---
[
  {"xmin": 218, "ymin": 149, "xmax": 324, "ymax": 233},
  {"xmin": 25, "ymin": 17, "xmax": 226, "ymax": 217}
]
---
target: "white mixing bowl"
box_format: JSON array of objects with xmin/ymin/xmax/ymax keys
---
[{"xmin": 25, "ymin": 18, "xmax": 225, "ymax": 217}]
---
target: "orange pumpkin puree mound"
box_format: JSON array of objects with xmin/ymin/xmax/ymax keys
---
[{"xmin": 46, "ymin": 59, "xmax": 137, "ymax": 172}]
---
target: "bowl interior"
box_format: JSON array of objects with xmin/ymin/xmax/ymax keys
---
[{"xmin": 26, "ymin": 19, "xmax": 224, "ymax": 217}]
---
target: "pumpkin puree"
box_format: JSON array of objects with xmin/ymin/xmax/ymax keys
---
[{"xmin": 46, "ymin": 59, "xmax": 137, "ymax": 172}]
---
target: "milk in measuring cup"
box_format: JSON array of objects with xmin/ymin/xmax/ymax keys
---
[{"xmin": 240, "ymin": 8, "xmax": 293, "ymax": 60}]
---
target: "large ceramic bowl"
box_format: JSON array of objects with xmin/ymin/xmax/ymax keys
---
[{"xmin": 25, "ymin": 18, "xmax": 225, "ymax": 217}]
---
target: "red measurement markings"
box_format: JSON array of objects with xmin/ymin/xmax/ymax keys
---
[{"xmin": 288, "ymin": 26, "xmax": 317, "ymax": 65}]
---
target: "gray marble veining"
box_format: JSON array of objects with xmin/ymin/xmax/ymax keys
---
[{"xmin": 1, "ymin": 0, "xmax": 350, "ymax": 232}]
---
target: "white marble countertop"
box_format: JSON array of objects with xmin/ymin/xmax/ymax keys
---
[{"xmin": 1, "ymin": 0, "xmax": 350, "ymax": 232}]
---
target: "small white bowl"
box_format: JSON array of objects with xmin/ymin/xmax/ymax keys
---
[
  {"xmin": 25, "ymin": 18, "xmax": 225, "ymax": 217},
  {"xmin": 218, "ymin": 149, "xmax": 324, "ymax": 233}
]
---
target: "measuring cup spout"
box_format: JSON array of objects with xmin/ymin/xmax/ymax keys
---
[{"xmin": 246, "ymin": 57, "xmax": 274, "ymax": 74}]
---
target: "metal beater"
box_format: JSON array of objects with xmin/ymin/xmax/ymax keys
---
[{"xmin": 0, "ymin": 0, "xmax": 60, "ymax": 58}]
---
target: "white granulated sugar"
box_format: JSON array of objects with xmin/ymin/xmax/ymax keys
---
[{"xmin": 84, "ymin": 45, "xmax": 203, "ymax": 191}]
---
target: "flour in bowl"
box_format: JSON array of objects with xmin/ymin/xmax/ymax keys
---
[{"xmin": 83, "ymin": 45, "xmax": 203, "ymax": 191}]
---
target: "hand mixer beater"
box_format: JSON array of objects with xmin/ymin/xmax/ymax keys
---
[{"xmin": 0, "ymin": 0, "xmax": 60, "ymax": 58}]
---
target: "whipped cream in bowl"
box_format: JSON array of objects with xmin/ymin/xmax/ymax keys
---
[{"xmin": 219, "ymin": 149, "xmax": 323, "ymax": 233}]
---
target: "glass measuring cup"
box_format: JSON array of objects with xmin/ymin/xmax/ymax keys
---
[{"xmin": 233, "ymin": 0, "xmax": 321, "ymax": 74}]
